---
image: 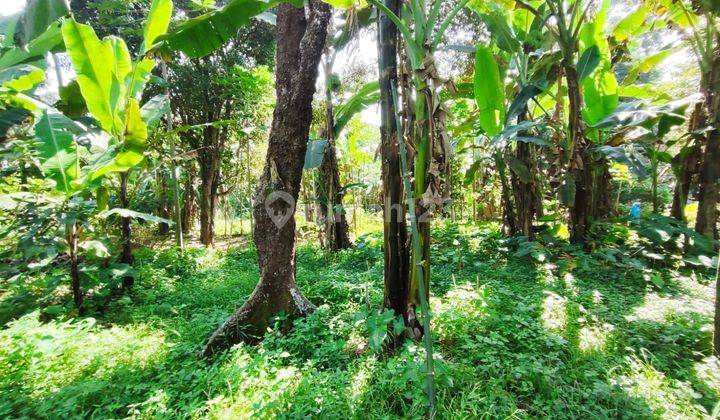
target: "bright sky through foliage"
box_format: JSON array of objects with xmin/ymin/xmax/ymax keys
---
[{"xmin": 0, "ymin": 0, "xmax": 26, "ymax": 16}]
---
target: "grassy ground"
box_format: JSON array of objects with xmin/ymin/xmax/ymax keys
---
[{"xmin": 1, "ymin": 222, "xmax": 718, "ymax": 418}]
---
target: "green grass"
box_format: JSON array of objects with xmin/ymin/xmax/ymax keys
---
[{"xmin": 1, "ymin": 222, "xmax": 718, "ymax": 418}]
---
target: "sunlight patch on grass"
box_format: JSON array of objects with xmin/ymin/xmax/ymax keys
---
[
  {"xmin": 204, "ymin": 350, "xmax": 302, "ymax": 418},
  {"xmin": 348, "ymin": 358, "xmax": 375, "ymax": 401},
  {"xmin": 577, "ymin": 323, "xmax": 614, "ymax": 353},
  {"xmin": 615, "ymin": 355, "xmax": 710, "ymax": 418},
  {"xmin": 541, "ymin": 291, "xmax": 567, "ymax": 332},
  {"xmin": 628, "ymin": 292, "xmax": 713, "ymax": 322},
  {"xmin": 0, "ymin": 313, "xmax": 166, "ymax": 404},
  {"xmin": 195, "ymin": 248, "xmax": 226, "ymax": 270},
  {"xmin": 434, "ymin": 285, "xmax": 491, "ymax": 343}
]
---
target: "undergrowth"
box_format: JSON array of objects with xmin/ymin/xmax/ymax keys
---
[{"xmin": 1, "ymin": 222, "xmax": 718, "ymax": 418}]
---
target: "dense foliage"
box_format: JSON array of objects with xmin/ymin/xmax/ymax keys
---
[{"xmin": 0, "ymin": 0, "xmax": 718, "ymax": 417}]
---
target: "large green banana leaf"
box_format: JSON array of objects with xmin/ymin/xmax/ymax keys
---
[
  {"xmin": 474, "ymin": 45, "xmax": 505, "ymax": 138},
  {"xmin": 333, "ymin": 81, "xmax": 380, "ymax": 137}
]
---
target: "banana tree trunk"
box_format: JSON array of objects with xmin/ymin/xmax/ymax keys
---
[
  {"xmin": 377, "ymin": 0, "xmax": 410, "ymax": 344},
  {"xmin": 565, "ymin": 63, "xmax": 591, "ymax": 244},
  {"xmin": 318, "ymin": 52, "xmax": 351, "ymax": 251},
  {"xmin": 119, "ymin": 171, "xmax": 134, "ymax": 289},
  {"xmin": 181, "ymin": 170, "xmax": 196, "ymax": 235},
  {"xmin": 201, "ymin": 1, "xmax": 331, "ymax": 357},
  {"xmin": 158, "ymin": 173, "xmax": 171, "ymax": 235},
  {"xmin": 67, "ymin": 221, "xmax": 82, "ymax": 308},
  {"xmin": 496, "ymin": 152, "xmax": 518, "ymax": 235},
  {"xmin": 408, "ymin": 76, "xmax": 431, "ymax": 336},
  {"xmin": 671, "ymin": 103, "xmax": 705, "ymax": 221},
  {"xmin": 696, "ymin": 49, "xmax": 720, "ymax": 240}
]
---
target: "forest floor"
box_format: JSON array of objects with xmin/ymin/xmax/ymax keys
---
[{"xmin": 1, "ymin": 222, "xmax": 719, "ymax": 418}]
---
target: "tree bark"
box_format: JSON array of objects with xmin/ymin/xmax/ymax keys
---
[
  {"xmin": 157, "ymin": 173, "xmax": 171, "ymax": 235},
  {"xmin": 119, "ymin": 171, "xmax": 134, "ymax": 289},
  {"xmin": 670, "ymin": 104, "xmax": 704, "ymax": 221},
  {"xmin": 201, "ymin": 1, "xmax": 331, "ymax": 357},
  {"xmin": 565, "ymin": 63, "xmax": 591, "ymax": 244},
  {"xmin": 198, "ymin": 128, "xmax": 222, "ymax": 246},
  {"xmin": 497, "ymin": 153, "xmax": 518, "ymax": 236},
  {"xmin": 377, "ymin": 0, "xmax": 411, "ymax": 344},
  {"xmin": 592, "ymin": 156, "xmax": 613, "ymax": 219},
  {"xmin": 181, "ymin": 168, "xmax": 196, "ymax": 234},
  {"xmin": 317, "ymin": 47, "xmax": 352, "ymax": 251},
  {"xmin": 695, "ymin": 47, "xmax": 720, "ymax": 240},
  {"xmin": 67, "ymin": 222, "xmax": 82, "ymax": 308}
]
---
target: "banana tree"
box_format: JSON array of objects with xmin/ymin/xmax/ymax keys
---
[
  {"xmin": 61, "ymin": 0, "xmax": 173, "ymax": 289},
  {"xmin": 468, "ymin": 2, "xmax": 559, "ymax": 240},
  {"xmin": 313, "ymin": 10, "xmax": 375, "ymax": 252},
  {"xmin": 367, "ymin": 0, "xmax": 469, "ymax": 339},
  {"xmin": 654, "ymin": 0, "xmax": 719, "ymax": 239},
  {"xmin": 0, "ymin": 0, "xmax": 69, "ymax": 134}
]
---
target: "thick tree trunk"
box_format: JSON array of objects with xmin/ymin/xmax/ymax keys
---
[
  {"xmin": 119, "ymin": 171, "xmax": 134, "ymax": 289},
  {"xmin": 377, "ymin": 0, "xmax": 411, "ymax": 344},
  {"xmin": 565, "ymin": 63, "xmax": 591, "ymax": 244},
  {"xmin": 510, "ymin": 109, "xmax": 540, "ymax": 239},
  {"xmin": 696, "ymin": 129, "xmax": 719, "ymax": 239},
  {"xmin": 510, "ymin": 142, "xmax": 535, "ymax": 239},
  {"xmin": 593, "ymin": 156, "xmax": 613, "ymax": 219},
  {"xmin": 696, "ymin": 49, "xmax": 720, "ymax": 240},
  {"xmin": 198, "ymin": 130, "xmax": 221, "ymax": 246},
  {"xmin": 198, "ymin": 166, "xmax": 218, "ymax": 246},
  {"xmin": 671, "ymin": 103, "xmax": 705, "ymax": 220},
  {"xmin": 497, "ymin": 153, "xmax": 518, "ymax": 236},
  {"xmin": 201, "ymin": 1, "xmax": 331, "ymax": 357}
]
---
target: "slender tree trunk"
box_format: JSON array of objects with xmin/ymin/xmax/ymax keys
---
[
  {"xmin": 378, "ymin": 0, "xmax": 411, "ymax": 344},
  {"xmin": 651, "ymin": 157, "xmax": 659, "ymax": 213},
  {"xmin": 318, "ymin": 140, "xmax": 352, "ymax": 250},
  {"xmin": 409, "ymin": 75, "xmax": 432, "ymax": 335},
  {"xmin": 181, "ymin": 170, "xmax": 196, "ymax": 235},
  {"xmin": 158, "ymin": 173, "xmax": 171, "ymax": 235},
  {"xmin": 119, "ymin": 171, "xmax": 134, "ymax": 289},
  {"xmin": 714, "ymin": 250, "xmax": 720, "ymax": 356},
  {"xmin": 318, "ymin": 48, "xmax": 351, "ymax": 251},
  {"xmin": 246, "ymin": 138, "xmax": 254, "ymax": 237},
  {"xmin": 201, "ymin": 1, "xmax": 331, "ymax": 357},
  {"xmin": 161, "ymin": 61, "xmax": 184, "ymax": 250},
  {"xmin": 67, "ymin": 222, "xmax": 82, "ymax": 308},
  {"xmin": 198, "ymin": 143, "xmax": 220, "ymax": 246}
]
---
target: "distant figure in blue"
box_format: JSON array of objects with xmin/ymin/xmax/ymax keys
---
[{"xmin": 629, "ymin": 202, "xmax": 641, "ymax": 220}]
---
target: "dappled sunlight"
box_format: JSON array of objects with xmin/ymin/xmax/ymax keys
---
[
  {"xmin": 541, "ymin": 291, "xmax": 567, "ymax": 333},
  {"xmin": 433, "ymin": 284, "xmax": 491, "ymax": 344},
  {"xmin": 613, "ymin": 355, "xmax": 712, "ymax": 418},
  {"xmin": 577, "ymin": 323, "xmax": 613, "ymax": 353},
  {"xmin": 347, "ymin": 358, "xmax": 376, "ymax": 402},
  {"xmin": 628, "ymin": 285, "xmax": 714, "ymax": 323},
  {"xmin": 0, "ymin": 313, "xmax": 167, "ymax": 406},
  {"xmin": 203, "ymin": 349, "xmax": 302, "ymax": 418}
]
